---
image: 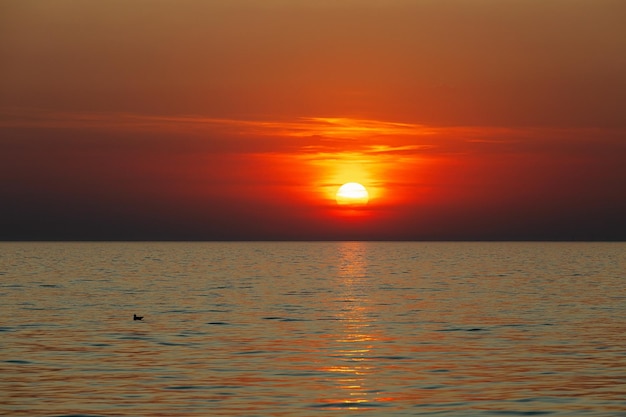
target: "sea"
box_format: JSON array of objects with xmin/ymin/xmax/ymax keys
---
[{"xmin": 1, "ymin": 242, "xmax": 625, "ymax": 417}]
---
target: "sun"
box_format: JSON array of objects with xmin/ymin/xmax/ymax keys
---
[{"xmin": 336, "ymin": 182, "xmax": 369, "ymax": 207}]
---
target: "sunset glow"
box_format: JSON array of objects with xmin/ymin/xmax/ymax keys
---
[
  {"xmin": 1, "ymin": 1, "xmax": 624, "ymax": 240},
  {"xmin": 2, "ymin": 3, "xmax": 625, "ymax": 417}
]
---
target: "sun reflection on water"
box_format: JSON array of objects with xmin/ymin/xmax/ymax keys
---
[{"xmin": 312, "ymin": 242, "xmax": 387, "ymax": 410}]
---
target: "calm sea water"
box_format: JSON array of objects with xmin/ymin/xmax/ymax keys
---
[{"xmin": 1, "ymin": 242, "xmax": 625, "ymax": 416}]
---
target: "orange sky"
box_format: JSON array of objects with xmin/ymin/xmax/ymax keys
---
[{"xmin": 1, "ymin": 0, "xmax": 625, "ymax": 240}]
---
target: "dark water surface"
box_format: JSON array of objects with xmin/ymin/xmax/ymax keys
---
[{"xmin": 1, "ymin": 242, "xmax": 625, "ymax": 416}]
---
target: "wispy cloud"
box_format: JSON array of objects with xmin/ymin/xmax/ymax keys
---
[
  {"xmin": 2, "ymin": 107, "xmax": 623, "ymax": 160},
  {"xmin": 0, "ymin": 108, "xmax": 435, "ymax": 137}
]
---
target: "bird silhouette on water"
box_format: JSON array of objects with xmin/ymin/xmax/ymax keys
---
[{"xmin": 133, "ymin": 314, "xmax": 144, "ymax": 321}]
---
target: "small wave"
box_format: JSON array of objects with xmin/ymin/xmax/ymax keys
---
[
  {"xmin": 235, "ymin": 350, "xmax": 267, "ymax": 355},
  {"xmin": 50, "ymin": 415, "xmax": 111, "ymax": 417},
  {"xmin": 439, "ymin": 327, "xmax": 487, "ymax": 332},
  {"xmin": 369, "ymin": 355, "xmax": 411, "ymax": 360},
  {"xmin": 117, "ymin": 335, "xmax": 151, "ymax": 341},
  {"xmin": 263, "ymin": 316, "xmax": 307, "ymax": 322},
  {"xmin": 485, "ymin": 411, "xmax": 553, "ymax": 416},
  {"xmin": 4, "ymin": 359, "xmax": 32, "ymax": 364},
  {"xmin": 311, "ymin": 402, "xmax": 386, "ymax": 409},
  {"xmin": 157, "ymin": 341, "xmax": 186, "ymax": 346}
]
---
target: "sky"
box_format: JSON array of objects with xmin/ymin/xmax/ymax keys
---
[{"xmin": 1, "ymin": 0, "xmax": 625, "ymax": 241}]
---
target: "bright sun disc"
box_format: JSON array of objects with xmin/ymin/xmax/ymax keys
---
[{"xmin": 336, "ymin": 182, "xmax": 369, "ymax": 207}]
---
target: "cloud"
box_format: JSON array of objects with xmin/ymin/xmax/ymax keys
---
[
  {"xmin": 3, "ymin": 107, "xmax": 625, "ymax": 163},
  {"xmin": 1, "ymin": 107, "xmax": 625, "ymax": 240}
]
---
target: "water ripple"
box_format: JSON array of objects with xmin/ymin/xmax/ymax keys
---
[{"xmin": 1, "ymin": 242, "xmax": 624, "ymax": 417}]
